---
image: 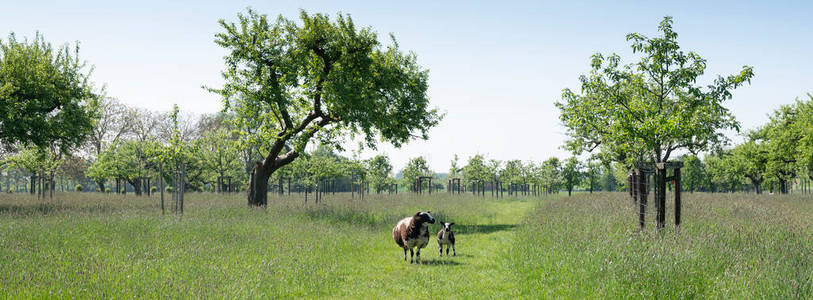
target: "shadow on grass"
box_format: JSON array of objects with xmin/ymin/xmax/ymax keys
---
[
  {"xmin": 413, "ymin": 258, "xmax": 463, "ymax": 266},
  {"xmin": 442, "ymin": 253, "xmax": 473, "ymax": 258},
  {"xmin": 456, "ymin": 224, "xmax": 518, "ymax": 234}
]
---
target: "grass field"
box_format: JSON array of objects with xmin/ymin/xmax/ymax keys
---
[{"xmin": 1, "ymin": 191, "xmax": 811, "ymax": 298}]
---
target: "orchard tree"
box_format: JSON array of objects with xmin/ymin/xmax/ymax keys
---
[
  {"xmin": 0, "ymin": 33, "xmax": 100, "ymax": 153},
  {"xmin": 540, "ymin": 157, "xmax": 562, "ymax": 194},
  {"xmin": 448, "ymin": 154, "xmax": 462, "ymax": 179},
  {"xmin": 308, "ymin": 148, "xmax": 344, "ymax": 194},
  {"xmin": 584, "ymin": 159, "xmax": 600, "ymax": 193},
  {"xmin": 59, "ymin": 154, "xmax": 89, "ymax": 190},
  {"xmin": 761, "ymin": 104, "xmax": 801, "ymax": 194},
  {"xmin": 463, "ymin": 154, "xmax": 489, "ymax": 187},
  {"xmin": 681, "ymin": 154, "xmax": 706, "ymax": 193},
  {"xmin": 86, "ymin": 97, "xmax": 132, "ymax": 156},
  {"xmin": 500, "ymin": 160, "xmax": 524, "ymax": 194},
  {"xmin": 87, "ymin": 140, "xmax": 157, "ymax": 195},
  {"xmin": 211, "ymin": 9, "xmax": 441, "ymax": 206},
  {"xmin": 562, "ymin": 157, "xmax": 583, "ymax": 196},
  {"xmin": 401, "ymin": 156, "xmax": 432, "ymax": 192},
  {"xmin": 5, "ymin": 146, "xmax": 61, "ymax": 195},
  {"xmin": 600, "ymin": 161, "xmax": 618, "ymax": 192},
  {"xmin": 487, "ymin": 159, "xmax": 502, "ymax": 185},
  {"xmin": 556, "ymin": 17, "xmax": 753, "ymax": 167},
  {"xmin": 731, "ymin": 134, "xmax": 769, "ymax": 194},
  {"xmin": 705, "ymin": 152, "xmax": 744, "ymax": 193},
  {"xmin": 85, "ymin": 97, "xmax": 132, "ymax": 189},
  {"xmin": 201, "ymin": 127, "xmax": 242, "ymax": 192},
  {"xmin": 367, "ymin": 154, "xmax": 393, "ymax": 193},
  {"xmin": 795, "ymin": 95, "xmax": 813, "ymax": 183}
]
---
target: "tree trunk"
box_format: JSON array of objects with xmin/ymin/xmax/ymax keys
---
[
  {"xmin": 30, "ymin": 175, "xmax": 36, "ymax": 195},
  {"xmin": 779, "ymin": 178, "xmax": 788, "ymax": 194},
  {"xmin": 247, "ymin": 162, "xmax": 269, "ymax": 206},
  {"xmin": 96, "ymin": 180, "xmax": 105, "ymax": 193},
  {"xmin": 160, "ymin": 162, "xmax": 165, "ymax": 215},
  {"xmin": 128, "ymin": 179, "xmax": 143, "ymax": 196}
]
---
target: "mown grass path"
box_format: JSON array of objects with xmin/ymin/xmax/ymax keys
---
[{"xmin": 339, "ymin": 197, "xmax": 536, "ymax": 299}]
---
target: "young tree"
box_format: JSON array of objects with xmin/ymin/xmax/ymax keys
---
[
  {"xmin": 308, "ymin": 152, "xmax": 343, "ymax": 197},
  {"xmin": 584, "ymin": 159, "xmax": 600, "ymax": 193},
  {"xmin": 210, "ymin": 9, "xmax": 441, "ymax": 206},
  {"xmin": 5, "ymin": 146, "xmax": 61, "ymax": 196},
  {"xmin": 556, "ymin": 17, "xmax": 753, "ymax": 167},
  {"xmin": 463, "ymin": 154, "xmax": 489, "ymax": 188},
  {"xmin": 401, "ymin": 156, "xmax": 432, "ymax": 192},
  {"xmin": 367, "ymin": 154, "xmax": 393, "ymax": 193},
  {"xmin": 600, "ymin": 161, "xmax": 618, "ymax": 192},
  {"xmin": 762, "ymin": 104, "xmax": 801, "ymax": 194},
  {"xmin": 487, "ymin": 159, "xmax": 502, "ymax": 184},
  {"xmin": 731, "ymin": 134, "xmax": 769, "ymax": 194},
  {"xmin": 795, "ymin": 94, "xmax": 813, "ymax": 185},
  {"xmin": 500, "ymin": 160, "xmax": 525, "ymax": 194},
  {"xmin": 705, "ymin": 152, "xmax": 744, "ymax": 193},
  {"xmin": 85, "ymin": 97, "xmax": 132, "ymax": 190},
  {"xmin": 540, "ymin": 158, "xmax": 562, "ymax": 194},
  {"xmin": 448, "ymin": 154, "xmax": 462, "ymax": 179},
  {"xmin": 681, "ymin": 154, "xmax": 706, "ymax": 193},
  {"xmin": 0, "ymin": 33, "xmax": 100, "ymax": 153},
  {"xmin": 562, "ymin": 157, "xmax": 583, "ymax": 197},
  {"xmin": 201, "ymin": 127, "xmax": 242, "ymax": 192}
]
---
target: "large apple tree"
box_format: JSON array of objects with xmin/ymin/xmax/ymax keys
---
[{"xmin": 210, "ymin": 9, "xmax": 441, "ymax": 206}]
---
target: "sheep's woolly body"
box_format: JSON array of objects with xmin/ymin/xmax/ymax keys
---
[
  {"xmin": 437, "ymin": 222, "xmax": 456, "ymax": 257},
  {"xmin": 437, "ymin": 229, "xmax": 454, "ymax": 245},
  {"xmin": 392, "ymin": 212, "xmax": 434, "ymax": 263},
  {"xmin": 393, "ymin": 217, "xmax": 430, "ymax": 249}
]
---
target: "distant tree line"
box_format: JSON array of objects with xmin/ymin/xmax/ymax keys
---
[{"xmin": 680, "ymin": 94, "xmax": 813, "ymax": 194}]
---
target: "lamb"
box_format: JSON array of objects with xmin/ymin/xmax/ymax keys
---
[
  {"xmin": 392, "ymin": 211, "xmax": 435, "ymax": 263},
  {"xmin": 437, "ymin": 222, "xmax": 456, "ymax": 257}
]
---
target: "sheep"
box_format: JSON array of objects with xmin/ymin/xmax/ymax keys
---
[
  {"xmin": 437, "ymin": 222, "xmax": 456, "ymax": 257},
  {"xmin": 392, "ymin": 211, "xmax": 435, "ymax": 263}
]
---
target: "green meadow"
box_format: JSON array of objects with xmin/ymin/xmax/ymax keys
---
[{"xmin": 1, "ymin": 192, "xmax": 811, "ymax": 298}]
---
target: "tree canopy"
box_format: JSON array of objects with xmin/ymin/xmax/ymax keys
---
[
  {"xmin": 400, "ymin": 156, "xmax": 432, "ymax": 190},
  {"xmin": 556, "ymin": 16, "xmax": 753, "ymax": 166},
  {"xmin": 0, "ymin": 32, "xmax": 99, "ymax": 153},
  {"xmin": 210, "ymin": 9, "xmax": 442, "ymax": 206}
]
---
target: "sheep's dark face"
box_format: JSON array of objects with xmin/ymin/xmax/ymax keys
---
[
  {"xmin": 415, "ymin": 211, "xmax": 435, "ymax": 224},
  {"xmin": 442, "ymin": 222, "xmax": 454, "ymax": 232}
]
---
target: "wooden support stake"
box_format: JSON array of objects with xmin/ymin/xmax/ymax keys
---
[
  {"xmin": 657, "ymin": 167, "xmax": 666, "ymax": 230},
  {"xmin": 638, "ymin": 170, "xmax": 647, "ymax": 230},
  {"xmin": 674, "ymin": 168, "xmax": 681, "ymax": 230}
]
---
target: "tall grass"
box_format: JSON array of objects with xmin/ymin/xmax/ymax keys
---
[
  {"xmin": 3, "ymin": 191, "xmax": 810, "ymax": 298},
  {"xmin": 510, "ymin": 192, "xmax": 813, "ymax": 298}
]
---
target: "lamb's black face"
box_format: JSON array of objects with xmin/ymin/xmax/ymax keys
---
[{"xmin": 416, "ymin": 211, "xmax": 435, "ymax": 224}]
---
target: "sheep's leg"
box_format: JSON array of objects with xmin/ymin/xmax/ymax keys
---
[
  {"xmin": 403, "ymin": 248, "xmax": 407, "ymax": 261},
  {"xmin": 452, "ymin": 244, "xmax": 456, "ymax": 256},
  {"xmin": 438, "ymin": 241, "xmax": 443, "ymax": 257},
  {"xmin": 446, "ymin": 245, "xmax": 450, "ymax": 256},
  {"xmin": 416, "ymin": 248, "xmax": 422, "ymax": 263},
  {"xmin": 409, "ymin": 248, "xmax": 414, "ymax": 264}
]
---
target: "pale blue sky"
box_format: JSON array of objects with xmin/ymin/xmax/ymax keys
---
[{"xmin": 2, "ymin": 1, "xmax": 811, "ymax": 171}]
